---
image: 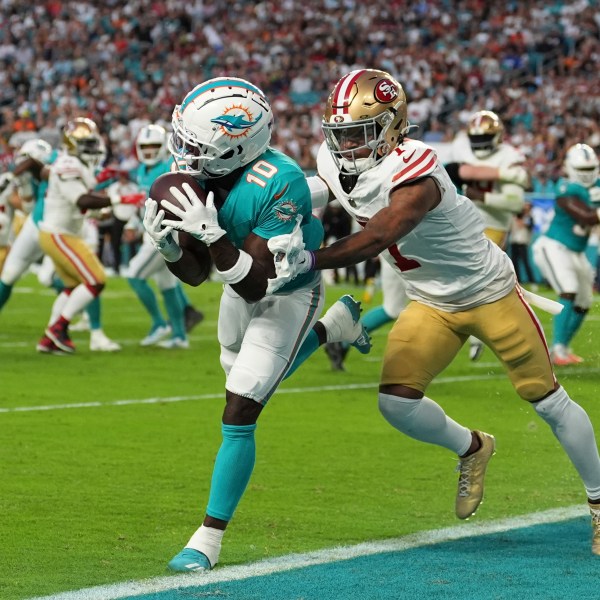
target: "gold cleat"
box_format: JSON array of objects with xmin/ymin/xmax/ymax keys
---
[
  {"xmin": 455, "ymin": 431, "xmax": 496, "ymax": 520},
  {"xmin": 590, "ymin": 503, "xmax": 600, "ymax": 555}
]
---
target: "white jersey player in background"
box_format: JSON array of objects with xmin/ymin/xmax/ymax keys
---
[
  {"xmin": 19, "ymin": 118, "xmax": 125, "ymax": 354},
  {"xmin": 268, "ymin": 69, "xmax": 600, "ymax": 555},
  {"xmin": 446, "ymin": 110, "xmax": 530, "ymax": 360}
]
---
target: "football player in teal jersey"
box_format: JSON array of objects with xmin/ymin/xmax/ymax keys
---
[
  {"xmin": 532, "ymin": 143, "xmax": 600, "ymax": 365},
  {"xmin": 143, "ymin": 77, "xmax": 369, "ymax": 572},
  {"xmin": 123, "ymin": 124, "xmax": 203, "ymax": 348}
]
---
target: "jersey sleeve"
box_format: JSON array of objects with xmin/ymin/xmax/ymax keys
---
[
  {"xmin": 252, "ymin": 170, "xmax": 313, "ymax": 238},
  {"xmin": 555, "ymin": 179, "xmax": 587, "ymax": 201},
  {"xmin": 390, "ymin": 145, "xmax": 437, "ymax": 187}
]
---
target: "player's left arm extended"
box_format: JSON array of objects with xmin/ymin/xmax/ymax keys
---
[
  {"xmin": 558, "ymin": 195, "xmax": 600, "ymax": 227},
  {"xmin": 311, "ymin": 177, "xmax": 440, "ymax": 270}
]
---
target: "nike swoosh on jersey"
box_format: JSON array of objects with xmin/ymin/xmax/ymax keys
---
[
  {"xmin": 402, "ymin": 150, "xmax": 417, "ymax": 163},
  {"xmin": 273, "ymin": 183, "xmax": 289, "ymax": 200}
]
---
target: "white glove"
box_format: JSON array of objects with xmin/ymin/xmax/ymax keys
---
[
  {"xmin": 142, "ymin": 198, "xmax": 182, "ymax": 262},
  {"xmin": 161, "ymin": 183, "xmax": 226, "ymax": 246},
  {"xmin": 266, "ymin": 215, "xmax": 314, "ymax": 294}
]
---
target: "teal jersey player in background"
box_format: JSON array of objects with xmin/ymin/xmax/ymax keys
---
[
  {"xmin": 143, "ymin": 77, "xmax": 369, "ymax": 573},
  {"xmin": 122, "ymin": 124, "xmax": 204, "ymax": 349},
  {"xmin": 532, "ymin": 143, "xmax": 600, "ymax": 365}
]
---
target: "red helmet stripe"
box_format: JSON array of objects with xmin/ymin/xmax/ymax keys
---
[{"xmin": 332, "ymin": 69, "xmax": 365, "ymax": 115}]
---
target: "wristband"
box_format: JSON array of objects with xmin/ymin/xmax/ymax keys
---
[
  {"xmin": 159, "ymin": 233, "xmax": 183, "ymax": 263},
  {"xmin": 216, "ymin": 249, "xmax": 253, "ymax": 284}
]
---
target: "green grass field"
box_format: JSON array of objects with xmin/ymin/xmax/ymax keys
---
[{"xmin": 1, "ymin": 274, "xmax": 599, "ymax": 599}]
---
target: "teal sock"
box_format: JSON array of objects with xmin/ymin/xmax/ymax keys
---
[
  {"xmin": 362, "ymin": 305, "xmax": 393, "ymax": 333},
  {"xmin": 206, "ymin": 423, "xmax": 257, "ymax": 521},
  {"xmin": 285, "ymin": 329, "xmax": 320, "ymax": 379},
  {"xmin": 175, "ymin": 283, "xmax": 191, "ymax": 309},
  {"xmin": 162, "ymin": 287, "xmax": 186, "ymax": 339},
  {"xmin": 0, "ymin": 281, "xmax": 12, "ymax": 310},
  {"xmin": 86, "ymin": 296, "xmax": 101, "ymax": 330},
  {"xmin": 553, "ymin": 298, "xmax": 574, "ymax": 346},
  {"xmin": 127, "ymin": 278, "xmax": 166, "ymax": 330},
  {"xmin": 565, "ymin": 308, "xmax": 587, "ymax": 347}
]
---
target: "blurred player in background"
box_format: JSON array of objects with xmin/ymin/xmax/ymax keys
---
[
  {"xmin": 18, "ymin": 118, "xmax": 128, "ymax": 354},
  {"xmin": 0, "ymin": 137, "xmax": 121, "ymax": 352},
  {"xmin": 446, "ymin": 110, "xmax": 529, "ymax": 360},
  {"xmin": 532, "ymin": 143, "xmax": 600, "ymax": 366},
  {"xmin": 143, "ymin": 77, "xmax": 370, "ymax": 572},
  {"xmin": 268, "ymin": 69, "xmax": 600, "ymax": 555},
  {"xmin": 124, "ymin": 124, "xmax": 202, "ymax": 349}
]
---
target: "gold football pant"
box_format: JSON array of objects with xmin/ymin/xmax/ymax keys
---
[{"xmin": 381, "ymin": 287, "xmax": 556, "ymax": 401}]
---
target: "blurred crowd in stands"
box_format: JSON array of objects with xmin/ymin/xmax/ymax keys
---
[{"xmin": 1, "ymin": 0, "xmax": 599, "ymax": 185}]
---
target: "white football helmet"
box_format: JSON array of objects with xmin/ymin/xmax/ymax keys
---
[
  {"xmin": 564, "ymin": 143, "xmax": 599, "ymax": 188},
  {"xmin": 16, "ymin": 138, "xmax": 52, "ymax": 165},
  {"xmin": 467, "ymin": 110, "xmax": 504, "ymax": 158},
  {"xmin": 168, "ymin": 77, "xmax": 273, "ymax": 179},
  {"xmin": 322, "ymin": 69, "xmax": 409, "ymax": 174},
  {"xmin": 136, "ymin": 124, "xmax": 169, "ymax": 166}
]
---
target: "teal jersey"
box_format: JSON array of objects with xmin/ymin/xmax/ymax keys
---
[
  {"xmin": 32, "ymin": 149, "xmax": 58, "ymax": 226},
  {"xmin": 134, "ymin": 159, "xmax": 173, "ymax": 195},
  {"xmin": 216, "ymin": 148, "xmax": 323, "ymax": 293},
  {"xmin": 545, "ymin": 178, "xmax": 592, "ymax": 252}
]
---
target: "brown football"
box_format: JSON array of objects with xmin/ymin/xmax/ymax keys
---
[
  {"xmin": 149, "ymin": 172, "xmax": 207, "ymax": 222},
  {"xmin": 177, "ymin": 231, "xmax": 213, "ymax": 285}
]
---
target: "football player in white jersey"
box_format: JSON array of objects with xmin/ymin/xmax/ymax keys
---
[
  {"xmin": 20, "ymin": 118, "xmax": 127, "ymax": 354},
  {"xmin": 446, "ymin": 110, "xmax": 530, "ymax": 360},
  {"xmin": 268, "ymin": 69, "xmax": 600, "ymax": 554}
]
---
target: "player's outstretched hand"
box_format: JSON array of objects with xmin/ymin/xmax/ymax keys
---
[
  {"xmin": 162, "ymin": 184, "xmax": 226, "ymax": 246},
  {"xmin": 267, "ymin": 215, "xmax": 313, "ymax": 294}
]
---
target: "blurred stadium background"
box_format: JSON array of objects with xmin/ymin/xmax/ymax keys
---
[{"xmin": 1, "ymin": 1, "xmax": 600, "ymax": 598}]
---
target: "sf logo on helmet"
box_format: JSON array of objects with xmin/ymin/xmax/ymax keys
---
[{"xmin": 374, "ymin": 79, "xmax": 398, "ymax": 103}]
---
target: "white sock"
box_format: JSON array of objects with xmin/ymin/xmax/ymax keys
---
[
  {"xmin": 534, "ymin": 386, "xmax": 600, "ymax": 499},
  {"xmin": 48, "ymin": 291, "xmax": 70, "ymax": 325},
  {"xmin": 186, "ymin": 525, "xmax": 224, "ymax": 567},
  {"xmin": 62, "ymin": 284, "xmax": 95, "ymax": 321},
  {"xmin": 379, "ymin": 393, "xmax": 472, "ymax": 455}
]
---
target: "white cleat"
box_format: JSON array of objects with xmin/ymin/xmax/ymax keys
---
[
  {"xmin": 319, "ymin": 295, "xmax": 371, "ymax": 354},
  {"xmin": 157, "ymin": 337, "xmax": 190, "ymax": 349},
  {"xmin": 140, "ymin": 324, "xmax": 171, "ymax": 346},
  {"xmin": 90, "ymin": 329, "xmax": 122, "ymax": 352},
  {"xmin": 468, "ymin": 336, "xmax": 485, "ymax": 362}
]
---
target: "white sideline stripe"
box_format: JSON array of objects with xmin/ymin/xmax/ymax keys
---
[
  {"xmin": 3, "ymin": 368, "xmax": 600, "ymax": 414},
  {"xmin": 30, "ymin": 504, "xmax": 589, "ymax": 600}
]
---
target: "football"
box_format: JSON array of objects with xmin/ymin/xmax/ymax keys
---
[
  {"xmin": 178, "ymin": 231, "xmax": 213, "ymax": 286},
  {"xmin": 149, "ymin": 172, "xmax": 207, "ymax": 222}
]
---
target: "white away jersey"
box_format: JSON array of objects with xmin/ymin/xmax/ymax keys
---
[
  {"xmin": 316, "ymin": 139, "xmax": 516, "ymax": 311},
  {"xmin": 453, "ymin": 142, "xmax": 526, "ymax": 232},
  {"xmin": 39, "ymin": 152, "xmax": 97, "ymax": 235}
]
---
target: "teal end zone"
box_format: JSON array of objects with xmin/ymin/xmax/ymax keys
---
[{"xmin": 123, "ymin": 517, "xmax": 595, "ymax": 600}]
